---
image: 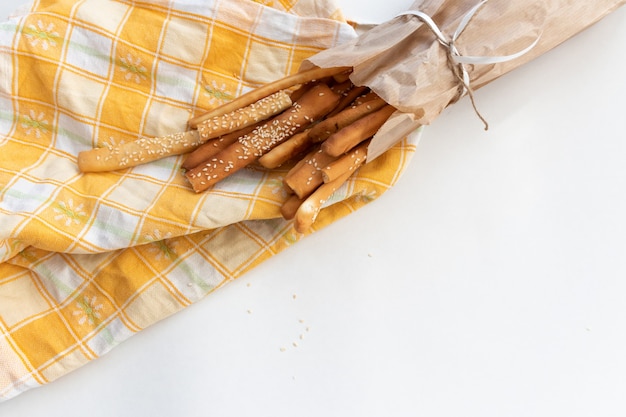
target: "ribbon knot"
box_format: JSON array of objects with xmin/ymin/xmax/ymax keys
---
[{"xmin": 398, "ymin": 0, "xmax": 541, "ymax": 130}]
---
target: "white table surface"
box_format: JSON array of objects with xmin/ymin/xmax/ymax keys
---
[{"xmin": 2, "ymin": 1, "xmax": 626, "ymax": 416}]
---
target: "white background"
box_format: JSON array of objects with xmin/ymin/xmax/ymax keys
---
[{"xmin": 2, "ymin": 1, "xmax": 626, "ymax": 416}]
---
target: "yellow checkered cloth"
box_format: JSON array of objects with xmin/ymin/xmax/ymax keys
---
[{"xmin": 0, "ymin": 0, "xmax": 418, "ymax": 401}]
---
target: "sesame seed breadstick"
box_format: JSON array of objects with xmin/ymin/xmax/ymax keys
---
[
  {"xmin": 257, "ymin": 129, "xmax": 313, "ymax": 169},
  {"xmin": 196, "ymin": 90, "xmax": 292, "ymax": 141},
  {"xmin": 185, "ymin": 83, "xmax": 341, "ymax": 193},
  {"xmin": 181, "ymin": 121, "xmax": 263, "ymax": 171},
  {"xmin": 77, "ymin": 130, "xmax": 203, "ymax": 173},
  {"xmin": 288, "ymin": 82, "xmax": 316, "ymax": 103},
  {"xmin": 321, "ymin": 104, "xmax": 396, "ymax": 158},
  {"xmin": 325, "ymin": 85, "xmax": 369, "ymax": 118},
  {"xmin": 352, "ymin": 91, "xmax": 380, "ymax": 106},
  {"xmin": 330, "ymin": 80, "xmax": 354, "ymax": 96},
  {"xmin": 293, "ymin": 169, "xmax": 353, "ymax": 233},
  {"xmin": 283, "ymin": 147, "xmax": 338, "ymax": 199},
  {"xmin": 188, "ymin": 66, "xmax": 351, "ymax": 128},
  {"xmin": 321, "ymin": 140, "xmax": 369, "ymax": 183},
  {"xmin": 289, "ymin": 76, "xmax": 338, "ymax": 102},
  {"xmin": 308, "ymin": 95, "xmax": 387, "ymax": 142}
]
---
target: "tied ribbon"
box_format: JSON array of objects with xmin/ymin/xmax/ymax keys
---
[{"xmin": 398, "ymin": 0, "xmax": 541, "ymax": 130}]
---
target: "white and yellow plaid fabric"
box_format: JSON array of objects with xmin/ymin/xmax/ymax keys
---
[{"xmin": 0, "ymin": 0, "xmax": 419, "ymax": 401}]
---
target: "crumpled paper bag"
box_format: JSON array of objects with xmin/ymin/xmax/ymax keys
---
[{"xmin": 305, "ymin": 0, "xmax": 626, "ymax": 159}]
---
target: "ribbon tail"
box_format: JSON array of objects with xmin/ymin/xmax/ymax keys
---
[
  {"xmin": 453, "ymin": 0, "xmax": 489, "ymax": 40},
  {"xmin": 397, "ymin": 10, "xmax": 449, "ymax": 45},
  {"xmin": 453, "ymin": 35, "xmax": 542, "ymax": 65}
]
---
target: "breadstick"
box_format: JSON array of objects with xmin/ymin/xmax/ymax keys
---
[
  {"xmin": 322, "ymin": 104, "xmax": 396, "ymax": 158},
  {"xmin": 283, "ymin": 148, "xmax": 338, "ymax": 199},
  {"xmin": 352, "ymin": 91, "xmax": 379, "ymax": 106},
  {"xmin": 257, "ymin": 129, "xmax": 313, "ymax": 169},
  {"xmin": 332, "ymin": 70, "xmax": 352, "ymax": 84},
  {"xmin": 321, "ymin": 140, "xmax": 369, "ymax": 183},
  {"xmin": 289, "ymin": 76, "xmax": 337, "ymax": 102},
  {"xmin": 288, "ymin": 82, "xmax": 315, "ymax": 103},
  {"xmin": 188, "ymin": 66, "xmax": 351, "ymax": 128},
  {"xmin": 182, "ymin": 121, "xmax": 263, "ymax": 170},
  {"xmin": 293, "ymin": 170, "xmax": 353, "ymax": 233},
  {"xmin": 280, "ymin": 194, "xmax": 305, "ymax": 220},
  {"xmin": 330, "ymin": 80, "xmax": 354, "ymax": 96},
  {"xmin": 308, "ymin": 95, "xmax": 387, "ymax": 142},
  {"xmin": 196, "ymin": 90, "xmax": 292, "ymax": 140},
  {"xmin": 325, "ymin": 85, "xmax": 369, "ymax": 118},
  {"xmin": 185, "ymin": 83, "xmax": 341, "ymax": 193},
  {"xmin": 78, "ymin": 130, "xmax": 202, "ymax": 173}
]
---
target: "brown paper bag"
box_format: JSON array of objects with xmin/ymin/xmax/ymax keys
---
[{"xmin": 304, "ymin": 0, "xmax": 626, "ymax": 160}]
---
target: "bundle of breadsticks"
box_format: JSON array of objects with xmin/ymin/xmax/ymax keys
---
[
  {"xmin": 78, "ymin": 65, "xmax": 398, "ymax": 233},
  {"xmin": 78, "ymin": 0, "xmax": 626, "ymax": 232}
]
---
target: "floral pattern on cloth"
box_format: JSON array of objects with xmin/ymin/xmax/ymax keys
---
[{"xmin": 0, "ymin": 0, "xmax": 419, "ymax": 402}]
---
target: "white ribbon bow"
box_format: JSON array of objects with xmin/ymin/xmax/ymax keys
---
[{"xmin": 398, "ymin": 0, "xmax": 541, "ymax": 129}]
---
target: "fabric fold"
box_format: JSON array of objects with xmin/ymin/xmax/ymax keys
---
[{"xmin": 0, "ymin": 0, "xmax": 419, "ymax": 402}]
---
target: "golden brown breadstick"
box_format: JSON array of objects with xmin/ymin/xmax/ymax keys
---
[
  {"xmin": 280, "ymin": 194, "xmax": 306, "ymax": 220},
  {"xmin": 332, "ymin": 70, "xmax": 352, "ymax": 84},
  {"xmin": 78, "ymin": 130, "xmax": 202, "ymax": 173},
  {"xmin": 289, "ymin": 77, "xmax": 336, "ymax": 102},
  {"xmin": 188, "ymin": 66, "xmax": 351, "ymax": 128},
  {"xmin": 352, "ymin": 91, "xmax": 379, "ymax": 106},
  {"xmin": 288, "ymin": 82, "xmax": 315, "ymax": 103},
  {"xmin": 321, "ymin": 140, "xmax": 369, "ymax": 183},
  {"xmin": 181, "ymin": 121, "xmax": 263, "ymax": 170},
  {"xmin": 325, "ymin": 85, "xmax": 369, "ymax": 118},
  {"xmin": 330, "ymin": 80, "xmax": 354, "ymax": 96},
  {"xmin": 283, "ymin": 148, "xmax": 338, "ymax": 199},
  {"xmin": 308, "ymin": 95, "xmax": 387, "ymax": 142},
  {"xmin": 257, "ymin": 129, "xmax": 313, "ymax": 169},
  {"xmin": 196, "ymin": 90, "xmax": 292, "ymax": 140},
  {"xmin": 185, "ymin": 83, "xmax": 341, "ymax": 193},
  {"xmin": 322, "ymin": 104, "xmax": 396, "ymax": 157},
  {"xmin": 293, "ymin": 170, "xmax": 353, "ymax": 233}
]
